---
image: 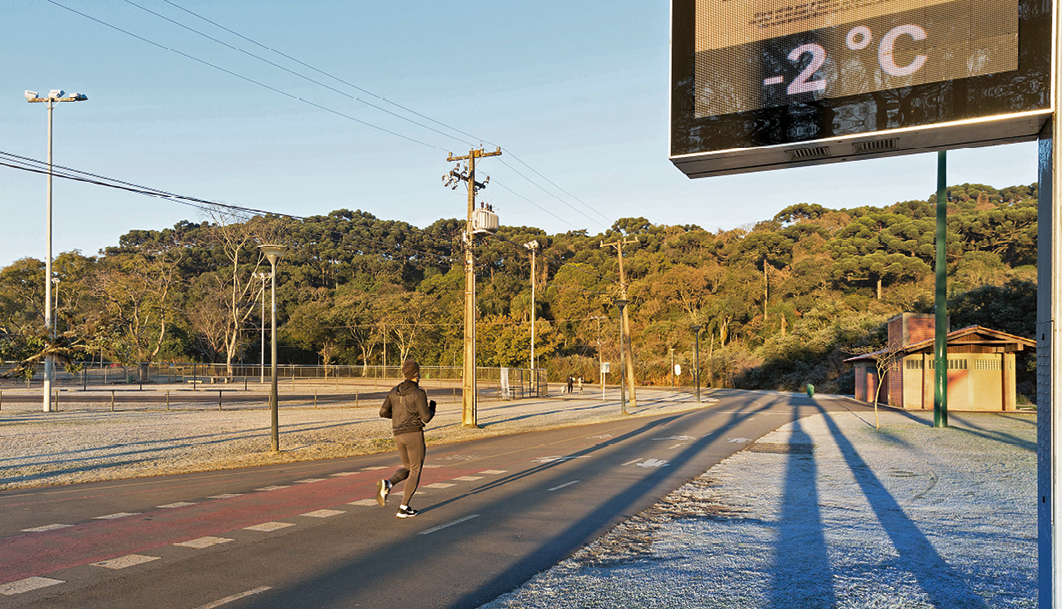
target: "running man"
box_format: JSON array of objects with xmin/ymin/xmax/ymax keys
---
[{"xmin": 377, "ymin": 359, "xmax": 436, "ymax": 518}]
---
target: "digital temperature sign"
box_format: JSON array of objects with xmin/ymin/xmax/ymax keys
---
[{"xmin": 670, "ymin": 0, "xmax": 1051, "ymax": 177}]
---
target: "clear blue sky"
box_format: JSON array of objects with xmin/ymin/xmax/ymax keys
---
[{"xmin": 1, "ymin": 0, "xmax": 1038, "ymax": 268}]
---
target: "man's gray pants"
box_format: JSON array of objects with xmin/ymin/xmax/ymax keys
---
[{"xmin": 388, "ymin": 431, "xmax": 425, "ymax": 506}]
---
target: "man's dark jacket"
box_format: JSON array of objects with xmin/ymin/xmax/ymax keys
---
[{"xmin": 380, "ymin": 380, "xmax": 435, "ymax": 436}]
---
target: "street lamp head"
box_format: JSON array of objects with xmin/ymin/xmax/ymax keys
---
[
  {"xmin": 25, "ymin": 90, "xmax": 38, "ymax": 101},
  {"xmin": 258, "ymin": 244, "xmax": 289, "ymax": 265},
  {"xmin": 690, "ymin": 324, "xmax": 703, "ymax": 332},
  {"xmin": 523, "ymin": 240, "xmax": 538, "ymax": 250},
  {"xmin": 614, "ymin": 298, "xmax": 630, "ymax": 309},
  {"xmin": 70, "ymin": 93, "xmax": 88, "ymax": 102},
  {"xmin": 48, "ymin": 90, "xmax": 65, "ymax": 99}
]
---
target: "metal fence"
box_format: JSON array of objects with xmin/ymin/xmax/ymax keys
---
[{"xmin": 0, "ymin": 362, "xmax": 549, "ymax": 400}]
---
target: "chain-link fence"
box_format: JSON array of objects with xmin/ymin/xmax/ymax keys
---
[{"xmin": 0, "ymin": 362, "xmax": 549, "ymax": 399}]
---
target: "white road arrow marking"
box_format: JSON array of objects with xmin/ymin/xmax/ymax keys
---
[
  {"xmin": 637, "ymin": 459, "xmax": 670, "ymax": 468},
  {"xmin": 727, "ymin": 437, "xmax": 751, "ymax": 443}
]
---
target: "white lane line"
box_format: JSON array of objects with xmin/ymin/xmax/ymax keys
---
[
  {"xmin": 329, "ymin": 472, "xmax": 357, "ymax": 477},
  {"xmin": 157, "ymin": 502, "xmax": 197, "ymax": 509},
  {"xmin": 453, "ymin": 476, "xmax": 483, "ymax": 481},
  {"xmin": 94, "ymin": 512, "xmax": 139, "ymax": 520},
  {"xmin": 424, "ymin": 482, "xmax": 455, "ymax": 489},
  {"xmin": 301, "ymin": 509, "xmax": 344, "ymax": 518},
  {"xmin": 479, "ymin": 469, "xmax": 507, "ymax": 474},
  {"xmin": 294, "ymin": 478, "xmax": 326, "ymax": 484},
  {"xmin": 21, "ymin": 523, "xmax": 73, "ymax": 533},
  {"xmin": 548, "ymin": 480, "xmax": 580, "ymax": 492},
  {"xmin": 349, "ymin": 498, "xmax": 379, "ymax": 506},
  {"xmin": 175, "ymin": 536, "xmax": 233, "ymax": 549},
  {"xmin": 208, "ymin": 494, "xmax": 244, "ymax": 500},
  {"xmin": 419, "ymin": 514, "xmax": 480, "ymax": 535},
  {"xmin": 245, "ymin": 522, "xmax": 295, "ymax": 532},
  {"xmin": 192, "ymin": 586, "xmax": 272, "ymax": 609},
  {"xmin": 361, "ymin": 466, "xmax": 387, "ymax": 471},
  {"xmin": 91, "ymin": 554, "xmax": 160, "ymax": 569},
  {"xmin": 0, "ymin": 577, "xmax": 64, "ymax": 595},
  {"xmin": 668, "ymin": 443, "xmax": 683, "ymax": 450},
  {"xmin": 621, "ymin": 458, "xmax": 640, "ymax": 466},
  {"xmin": 423, "ymin": 464, "xmax": 443, "ymax": 468},
  {"xmin": 254, "ymin": 486, "xmax": 290, "ymax": 492},
  {"xmin": 532, "ymin": 455, "xmax": 589, "ymax": 464}
]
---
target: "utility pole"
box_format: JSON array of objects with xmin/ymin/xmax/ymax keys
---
[
  {"xmin": 602, "ymin": 237, "xmax": 638, "ymax": 408},
  {"xmin": 445, "ymin": 146, "xmax": 501, "ymax": 428}
]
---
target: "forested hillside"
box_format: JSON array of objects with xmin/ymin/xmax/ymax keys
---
[{"xmin": 0, "ymin": 183, "xmax": 1038, "ymax": 399}]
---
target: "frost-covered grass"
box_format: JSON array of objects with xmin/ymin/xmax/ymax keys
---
[
  {"xmin": 482, "ymin": 410, "xmax": 1036, "ymax": 609},
  {"xmin": 0, "ymin": 389, "xmax": 707, "ymax": 490}
]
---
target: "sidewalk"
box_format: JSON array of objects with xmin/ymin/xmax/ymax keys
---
[{"xmin": 480, "ymin": 408, "xmax": 1036, "ymax": 609}]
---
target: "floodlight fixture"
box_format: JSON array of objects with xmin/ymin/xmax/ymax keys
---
[
  {"xmin": 48, "ymin": 90, "xmax": 64, "ymax": 99},
  {"xmin": 25, "ymin": 90, "xmax": 38, "ymax": 100}
]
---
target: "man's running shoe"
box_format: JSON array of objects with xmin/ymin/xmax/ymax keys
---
[
  {"xmin": 376, "ymin": 479, "xmax": 390, "ymax": 507},
  {"xmin": 396, "ymin": 506, "xmax": 418, "ymax": 518}
]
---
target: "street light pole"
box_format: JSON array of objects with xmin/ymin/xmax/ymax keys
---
[
  {"xmin": 691, "ymin": 324, "xmax": 703, "ymax": 403},
  {"xmin": 258, "ymin": 245, "xmax": 288, "ymax": 452},
  {"xmin": 669, "ymin": 346, "xmax": 675, "ymax": 392},
  {"xmin": 591, "ymin": 315, "xmax": 606, "ymax": 401},
  {"xmin": 523, "ymin": 241, "xmax": 538, "ymax": 374},
  {"xmin": 26, "ymin": 89, "xmax": 87, "ymax": 413}
]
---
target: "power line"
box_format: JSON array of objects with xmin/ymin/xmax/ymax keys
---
[
  {"xmin": 501, "ymin": 150, "xmax": 614, "ymax": 225},
  {"xmin": 91, "ymin": 0, "xmax": 613, "ymax": 232},
  {"xmin": 45, "ymin": 0, "xmax": 447, "ymax": 152},
  {"xmin": 161, "ymin": 0, "xmax": 489, "ymax": 147},
  {"xmin": 0, "ymin": 150, "xmax": 295, "ymax": 219},
  {"xmin": 121, "ymin": 0, "xmax": 475, "ymax": 150},
  {"xmin": 0, "ymin": 150, "xmax": 463, "ymax": 258}
]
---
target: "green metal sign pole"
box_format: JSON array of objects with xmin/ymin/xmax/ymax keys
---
[{"xmin": 934, "ymin": 150, "xmax": 949, "ymax": 428}]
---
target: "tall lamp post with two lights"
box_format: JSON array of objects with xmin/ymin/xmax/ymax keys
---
[
  {"xmin": 258, "ymin": 245, "xmax": 288, "ymax": 452},
  {"xmin": 25, "ymin": 89, "xmax": 87, "ymax": 413}
]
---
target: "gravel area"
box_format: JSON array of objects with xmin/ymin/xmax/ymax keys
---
[
  {"xmin": 480, "ymin": 408, "xmax": 1036, "ymax": 609},
  {"xmin": 0, "ymin": 386, "xmax": 707, "ymax": 490}
]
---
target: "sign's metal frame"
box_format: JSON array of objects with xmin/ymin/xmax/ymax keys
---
[{"xmin": 670, "ymin": 0, "xmax": 1053, "ymax": 177}]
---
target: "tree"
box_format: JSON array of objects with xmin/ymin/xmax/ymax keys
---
[
  {"xmin": 830, "ymin": 213, "xmax": 935, "ymax": 299},
  {"xmin": 93, "ymin": 249, "xmax": 182, "ymax": 374},
  {"xmin": 205, "ymin": 209, "xmax": 276, "ymax": 375},
  {"xmin": 848, "ymin": 342, "xmax": 905, "ymax": 429}
]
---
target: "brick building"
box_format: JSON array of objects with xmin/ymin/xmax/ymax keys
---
[{"xmin": 846, "ymin": 313, "xmax": 1033, "ymax": 411}]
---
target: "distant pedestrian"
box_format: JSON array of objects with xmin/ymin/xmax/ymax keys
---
[
  {"xmin": 577, "ymin": 375, "xmax": 584, "ymax": 393},
  {"xmin": 377, "ymin": 359, "xmax": 436, "ymax": 518},
  {"xmin": 566, "ymin": 375, "xmax": 574, "ymax": 394}
]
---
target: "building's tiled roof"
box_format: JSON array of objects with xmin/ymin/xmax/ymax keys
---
[{"xmin": 843, "ymin": 325, "xmax": 1035, "ymax": 363}]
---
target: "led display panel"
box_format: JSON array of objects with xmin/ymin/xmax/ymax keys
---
[{"xmin": 670, "ymin": 0, "xmax": 1052, "ymax": 177}]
